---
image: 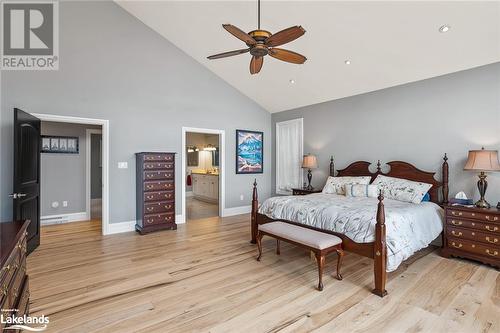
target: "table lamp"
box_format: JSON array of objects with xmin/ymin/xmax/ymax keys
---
[
  {"xmin": 464, "ymin": 147, "xmax": 500, "ymax": 208},
  {"xmin": 302, "ymin": 154, "xmax": 318, "ymax": 190}
]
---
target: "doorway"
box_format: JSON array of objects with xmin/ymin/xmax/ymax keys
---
[
  {"xmin": 32, "ymin": 113, "xmax": 110, "ymax": 235},
  {"xmin": 181, "ymin": 127, "xmax": 225, "ymax": 223},
  {"xmin": 40, "ymin": 122, "xmax": 102, "ymax": 231}
]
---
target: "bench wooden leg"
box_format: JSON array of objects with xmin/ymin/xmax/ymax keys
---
[
  {"xmin": 276, "ymin": 239, "xmax": 281, "ymax": 255},
  {"xmin": 256, "ymin": 232, "xmax": 263, "ymax": 261},
  {"xmin": 335, "ymin": 249, "xmax": 344, "ymax": 280},
  {"xmin": 315, "ymin": 253, "xmax": 325, "ymax": 291}
]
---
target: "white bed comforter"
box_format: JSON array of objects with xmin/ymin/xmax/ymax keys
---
[{"xmin": 258, "ymin": 193, "xmax": 443, "ymax": 272}]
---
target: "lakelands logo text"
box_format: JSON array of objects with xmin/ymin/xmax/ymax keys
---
[
  {"xmin": 1, "ymin": 1, "xmax": 59, "ymax": 70},
  {"xmin": 1, "ymin": 313, "xmax": 49, "ymax": 331}
]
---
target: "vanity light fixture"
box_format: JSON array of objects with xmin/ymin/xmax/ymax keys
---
[
  {"xmin": 344, "ymin": 60, "xmax": 351, "ymax": 65},
  {"xmin": 204, "ymin": 144, "xmax": 217, "ymax": 151},
  {"xmin": 439, "ymin": 25, "xmax": 450, "ymax": 33},
  {"xmin": 289, "ymin": 79, "xmax": 295, "ymax": 84}
]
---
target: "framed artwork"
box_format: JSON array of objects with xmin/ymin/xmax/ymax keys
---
[
  {"xmin": 41, "ymin": 136, "xmax": 79, "ymax": 154},
  {"xmin": 236, "ymin": 129, "xmax": 263, "ymax": 174}
]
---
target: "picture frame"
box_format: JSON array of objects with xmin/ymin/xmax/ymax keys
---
[
  {"xmin": 41, "ymin": 136, "xmax": 79, "ymax": 154},
  {"xmin": 236, "ymin": 129, "xmax": 263, "ymax": 174}
]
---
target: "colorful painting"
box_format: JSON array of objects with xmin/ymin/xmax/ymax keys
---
[{"xmin": 236, "ymin": 130, "xmax": 263, "ymax": 174}]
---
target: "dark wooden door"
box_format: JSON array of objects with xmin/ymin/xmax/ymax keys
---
[{"xmin": 13, "ymin": 108, "xmax": 41, "ymax": 254}]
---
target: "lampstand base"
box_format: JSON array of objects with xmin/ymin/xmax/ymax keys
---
[{"xmin": 475, "ymin": 198, "xmax": 491, "ymax": 209}]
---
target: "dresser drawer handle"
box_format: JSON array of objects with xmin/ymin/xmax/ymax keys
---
[
  {"xmin": 147, "ymin": 207, "xmax": 154, "ymax": 211},
  {"xmin": 451, "ymin": 211, "xmax": 462, "ymax": 216},
  {"xmin": 146, "ymin": 185, "xmax": 153, "ymax": 189},
  {"xmin": 1, "ymin": 265, "xmax": 10, "ymax": 273},
  {"xmin": 147, "ymin": 195, "xmax": 154, "ymax": 200},
  {"xmin": 451, "ymin": 230, "xmax": 462, "ymax": 237},
  {"xmin": 165, "ymin": 205, "xmax": 172, "ymax": 209},
  {"xmin": 485, "ymin": 249, "xmax": 498, "ymax": 257},
  {"xmin": 485, "ymin": 225, "xmax": 498, "ymax": 232},
  {"xmin": 451, "ymin": 242, "xmax": 462, "ymax": 249},
  {"xmin": 147, "ymin": 219, "xmax": 153, "ymax": 224},
  {"xmin": 147, "ymin": 174, "xmax": 153, "ymax": 178},
  {"xmin": 485, "ymin": 237, "xmax": 498, "ymax": 244},
  {"xmin": 1, "ymin": 285, "xmax": 7, "ymax": 296},
  {"xmin": 165, "ymin": 194, "xmax": 171, "ymax": 198},
  {"xmin": 485, "ymin": 216, "xmax": 499, "ymax": 221},
  {"xmin": 451, "ymin": 220, "xmax": 462, "ymax": 226}
]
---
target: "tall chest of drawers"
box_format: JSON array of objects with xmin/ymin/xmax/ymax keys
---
[
  {"xmin": 136, "ymin": 152, "xmax": 177, "ymax": 234},
  {"xmin": 1, "ymin": 220, "xmax": 30, "ymax": 331},
  {"xmin": 442, "ymin": 205, "xmax": 499, "ymax": 268}
]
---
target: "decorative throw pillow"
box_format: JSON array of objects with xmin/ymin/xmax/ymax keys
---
[
  {"xmin": 372, "ymin": 175, "xmax": 432, "ymax": 204},
  {"xmin": 345, "ymin": 184, "xmax": 379, "ymax": 198},
  {"xmin": 322, "ymin": 176, "xmax": 372, "ymax": 195}
]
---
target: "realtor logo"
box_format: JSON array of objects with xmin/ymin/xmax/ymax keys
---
[{"xmin": 1, "ymin": 1, "xmax": 59, "ymax": 70}]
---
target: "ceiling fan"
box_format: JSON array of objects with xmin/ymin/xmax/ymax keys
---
[{"xmin": 207, "ymin": 0, "xmax": 307, "ymax": 75}]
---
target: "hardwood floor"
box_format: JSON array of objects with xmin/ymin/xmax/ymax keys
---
[
  {"xmin": 28, "ymin": 216, "xmax": 499, "ymax": 332},
  {"xmin": 187, "ymin": 197, "xmax": 219, "ymax": 220}
]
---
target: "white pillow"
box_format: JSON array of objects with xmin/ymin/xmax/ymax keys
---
[
  {"xmin": 345, "ymin": 184, "xmax": 379, "ymax": 198},
  {"xmin": 372, "ymin": 175, "xmax": 432, "ymax": 204},
  {"xmin": 322, "ymin": 176, "xmax": 371, "ymax": 195}
]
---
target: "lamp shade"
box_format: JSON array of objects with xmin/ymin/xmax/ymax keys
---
[
  {"xmin": 302, "ymin": 154, "xmax": 318, "ymax": 169},
  {"xmin": 464, "ymin": 148, "xmax": 500, "ymax": 172}
]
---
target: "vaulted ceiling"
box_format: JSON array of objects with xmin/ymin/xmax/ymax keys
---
[{"xmin": 117, "ymin": 1, "xmax": 500, "ymax": 113}]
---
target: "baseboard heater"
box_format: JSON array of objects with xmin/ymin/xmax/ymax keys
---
[
  {"xmin": 41, "ymin": 212, "xmax": 88, "ymax": 225},
  {"xmin": 41, "ymin": 215, "xmax": 70, "ymax": 225}
]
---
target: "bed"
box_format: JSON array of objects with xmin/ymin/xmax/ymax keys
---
[{"xmin": 250, "ymin": 156, "xmax": 450, "ymax": 297}]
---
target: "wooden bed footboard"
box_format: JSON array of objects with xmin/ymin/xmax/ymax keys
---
[{"xmin": 250, "ymin": 154, "xmax": 450, "ymax": 297}]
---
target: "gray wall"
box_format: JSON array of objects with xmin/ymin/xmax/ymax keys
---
[
  {"xmin": 40, "ymin": 122, "xmax": 99, "ymax": 216},
  {"xmin": 0, "ymin": 1, "xmax": 271, "ymax": 223},
  {"xmin": 272, "ymin": 63, "xmax": 500, "ymax": 204},
  {"xmin": 90, "ymin": 133, "xmax": 102, "ymax": 199}
]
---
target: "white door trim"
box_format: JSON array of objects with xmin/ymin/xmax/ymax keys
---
[
  {"xmin": 86, "ymin": 128, "xmax": 102, "ymax": 223},
  {"xmin": 32, "ymin": 113, "xmax": 110, "ymax": 236},
  {"xmin": 181, "ymin": 127, "xmax": 225, "ymax": 223}
]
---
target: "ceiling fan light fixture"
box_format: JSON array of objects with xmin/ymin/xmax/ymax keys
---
[{"xmin": 207, "ymin": 0, "xmax": 307, "ymax": 74}]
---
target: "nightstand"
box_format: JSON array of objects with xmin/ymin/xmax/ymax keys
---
[
  {"xmin": 292, "ymin": 188, "xmax": 322, "ymax": 196},
  {"xmin": 442, "ymin": 205, "xmax": 499, "ymax": 268}
]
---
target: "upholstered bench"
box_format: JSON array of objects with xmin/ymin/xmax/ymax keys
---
[{"xmin": 256, "ymin": 222, "xmax": 344, "ymax": 291}]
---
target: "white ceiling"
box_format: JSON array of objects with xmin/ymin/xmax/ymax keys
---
[{"xmin": 117, "ymin": 1, "xmax": 500, "ymax": 113}]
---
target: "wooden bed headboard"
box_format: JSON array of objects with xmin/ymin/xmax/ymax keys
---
[{"xmin": 329, "ymin": 155, "xmax": 449, "ymax": 204}]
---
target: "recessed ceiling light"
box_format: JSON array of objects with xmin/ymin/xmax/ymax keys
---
[
  {"xmin": 344, "ymin": 60, "xmax": 351, "ymax": 65},
  {"xmin": 439, "ymin": 25, "xmax": 450, "ymax": 33},
  {"xmin": 289, "ymin": 79, "xmax": 295, "ymax": 84}
]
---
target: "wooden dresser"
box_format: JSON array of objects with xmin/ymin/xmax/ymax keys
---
[
  {"xmin": 136, "ymin": 152, "xmax": 177, "ymax": 234},
  {"xmin": 0, "ymin": 220, "xmax": 30, "ymax": 330},
  {"xmin": 442, "ymin": 205, "xmax": 499, "ymax": 268}
]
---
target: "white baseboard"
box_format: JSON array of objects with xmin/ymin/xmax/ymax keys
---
[
  {"xmin": 106, "ymin": 220, "xmax": 135, "ymax": 235},
  {"xmin": 106, "ymin": 214, "xmax": 185, "ymax": 235},
  {"xmin": 186, "ymin": 191, "xmax": 194, "ymax": 197},
  {"xmin": 222, "ymin": 205, "xmax": 251, "ymax": 217},
  {"xmin": 41, "ymin": 211, "xmax": 90, "ymax": 226}
]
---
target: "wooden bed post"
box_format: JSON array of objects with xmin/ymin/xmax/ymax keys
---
[
  {"xmin": 442, "ymin": 153, "xmax": 449, "ymax": 204},
  {"xmin": 329, "ymin": 156, "xmax": 335, "ymax": 177},
  {"xmin": 251, "ymin": 179, "xmax": 259, "ymax": 244},
  {"xmin": 373, "ymin": 190, "xmax": 388, "ymax": 297}
]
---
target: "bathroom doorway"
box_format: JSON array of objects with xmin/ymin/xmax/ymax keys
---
[{"xmin": 181, "ymin": 127, "xmax": 225, "ymax": 223}]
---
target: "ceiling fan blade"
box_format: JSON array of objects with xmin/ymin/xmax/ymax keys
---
[
  {"xmin": 223, "ymin": 24, "xmax": 256, "ymax": 45},
  {"xmin": 268, "ymin": 48, "xmax": 307, "ymax": 64},
  {"xmin": 265, "ymin": 26, "xmax": 305, "ymax": 47},
  {"xmin": 207, "ymin": 48, "xmax": 250, "ymax": 60},
  {"xmin": 250, "ymin": 56, "xmax": 263, "ymax": 74}
]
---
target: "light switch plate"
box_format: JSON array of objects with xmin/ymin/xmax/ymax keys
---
[{"xmin": 118, "ymin": 162, "xmax": 128, "ymax": 169}]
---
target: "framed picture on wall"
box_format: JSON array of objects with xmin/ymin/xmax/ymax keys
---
[
  {"xmin": 42, "ymin": 136, "xmax": 79, "ymax": 154},
  {"xmin": 236, "ymin": 129, "xmax": 263, "ymax": 174}
]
